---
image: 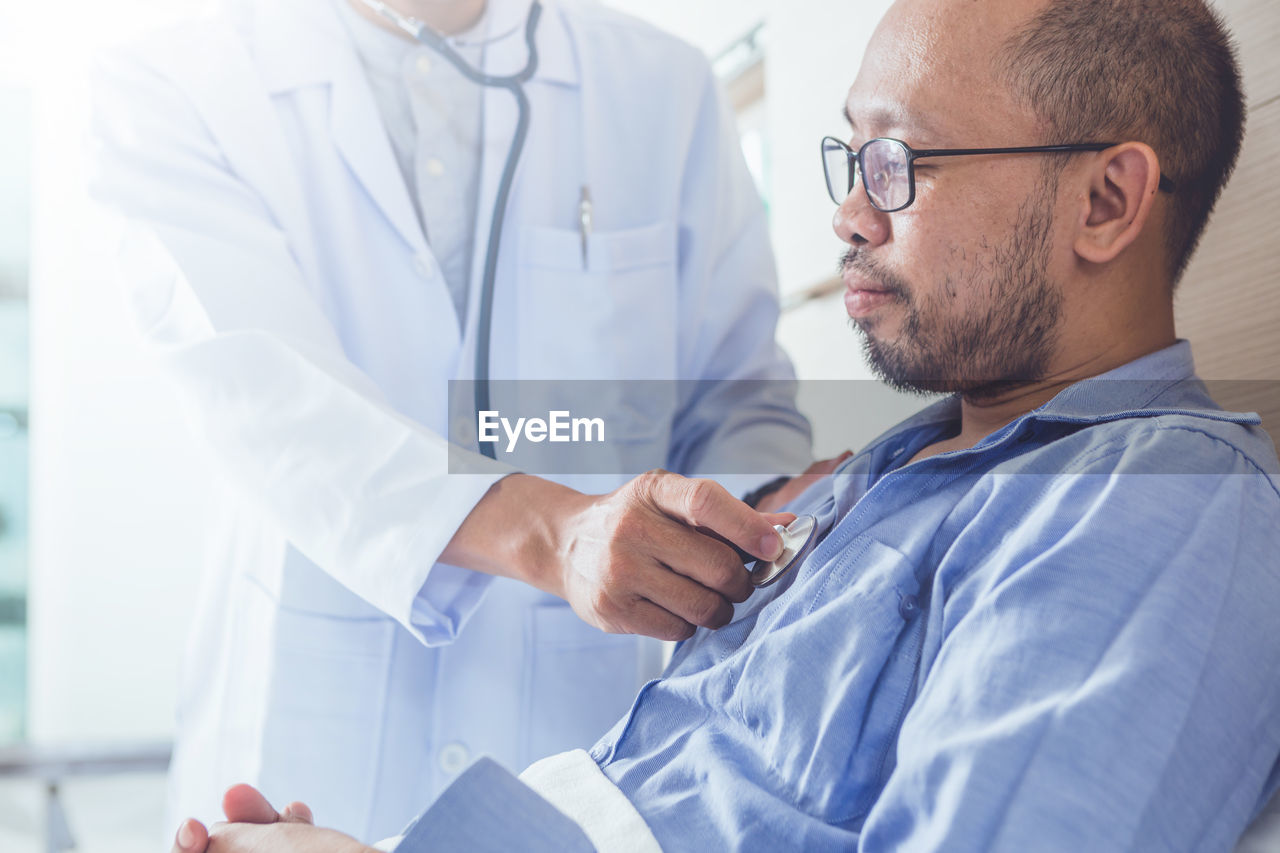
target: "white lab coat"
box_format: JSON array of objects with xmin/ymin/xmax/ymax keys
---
[{"xmin": 90, "ymin": 0, "xmax": 811, "ymax": 840}]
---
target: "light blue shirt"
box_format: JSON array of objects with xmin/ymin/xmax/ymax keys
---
[{"xmin": 586, "ymin": 341, "xmax": 1280, "ymax": 850}]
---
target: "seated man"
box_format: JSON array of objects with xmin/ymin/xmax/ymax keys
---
[{"xmin": 168, "ymin": 0, "xmax": 1280, "ymax": 849}]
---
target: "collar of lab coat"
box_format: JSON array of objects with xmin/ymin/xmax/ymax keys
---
[
  {"xmin": 249, "ymin": 0, "xmax": 581, "ymax": 94},
  {"xmin": 239, "ymin": 0, "xmax": 580, "ymax": 262}
]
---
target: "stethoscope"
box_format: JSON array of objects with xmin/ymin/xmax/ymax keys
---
[
  {"xmin": 357, "ymin": 0, "xmax": 543, "ymax": 459},
  {"xmin": 746, "ymin": 514, "xmax": 821, "ymax": 588}
]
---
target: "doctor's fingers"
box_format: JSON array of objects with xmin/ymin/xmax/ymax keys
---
[
  {"xmin": 621, "ymin": 597, "xmax": 697, "ymax": 642},
  {"xmin": 640, "ymin": 472, "xmax": 784, "ymax": 564},
  {"xmin": 628, "ymin": 557, "xmax": 739, "ymax": 632},
  {"xmin": 637, "ymin": 520, "xmax": 756, "ymax": 604}
]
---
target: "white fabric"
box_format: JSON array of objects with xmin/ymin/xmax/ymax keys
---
[{"xmin": 520, "ymin": 749, "xmax": 662, "ymax": 853}]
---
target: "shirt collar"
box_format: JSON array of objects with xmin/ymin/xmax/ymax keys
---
[
  {"xmin": 248, "ymin": 0, "xmax": 579, "ymax": 94},
  {"xmin": 851, "ymin": 340, "xmax": 1260, "ymax": 463},
  {"xmin": 1028, "ymin": 339, "xmax": 1259, "ymax": 427}
]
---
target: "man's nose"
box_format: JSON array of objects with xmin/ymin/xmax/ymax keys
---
[{"xmin": 832, "ymin": 187, "xmax": 890, "ymax": 248}]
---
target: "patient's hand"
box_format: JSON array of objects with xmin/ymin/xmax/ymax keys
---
[
  {"xmin": 754, "ymin": 451, "xmax": 852, "ymax": 513},
  {"xmin": 171, "ymin": 784, "xmax": 376, "ymax": 853}
]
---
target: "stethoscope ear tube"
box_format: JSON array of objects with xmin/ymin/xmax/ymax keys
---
[{"xmin": 356, "ymin": 0, "xmax": 544, "ymax": 458}]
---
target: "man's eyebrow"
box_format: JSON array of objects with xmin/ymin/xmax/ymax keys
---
[{"xmin": 842, "ymin": 102, "xmax": 942, "ymax": 145}]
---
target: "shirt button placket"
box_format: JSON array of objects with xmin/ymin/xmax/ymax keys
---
[{"xmin": 438, "ymin": 742, "xmax": 470, "ymax": 776}]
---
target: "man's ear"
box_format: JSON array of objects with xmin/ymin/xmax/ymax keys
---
[{"xmin": 1073, "ymin": 142, "xmax": 1164, "ymax": 265}]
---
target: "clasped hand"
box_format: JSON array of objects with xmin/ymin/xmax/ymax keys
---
[{"xmin": 172, "ymin": 785, "xmax": 372, "ymax": 853}]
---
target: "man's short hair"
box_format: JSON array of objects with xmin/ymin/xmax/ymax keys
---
[{"xmin": 1000, "ymin": 0, "xmax": 1245, "ymax": 284}]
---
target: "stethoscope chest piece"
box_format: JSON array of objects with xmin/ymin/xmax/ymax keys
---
[{"xmin": 748, "ymin": 514, "xmax": 819, "ymax": 588}]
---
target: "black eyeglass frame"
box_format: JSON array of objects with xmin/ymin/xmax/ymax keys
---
[{"xmin": 821, "ymin": 136, "xmax": 1176, "ymax": 212}]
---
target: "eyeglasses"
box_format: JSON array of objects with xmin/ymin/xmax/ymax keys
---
[{"xmin": 821, "ymin": 136, "xmax": 1177, "ymax": 212}]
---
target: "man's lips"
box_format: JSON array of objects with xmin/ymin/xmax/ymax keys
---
[{"xmin": 843, "ymin": 272, "xmax": 900, "ymax": 319}]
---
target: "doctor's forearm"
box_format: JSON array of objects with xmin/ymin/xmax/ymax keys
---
[
  {"xmin": 439, "ymin": 473, "xmax": 580, "ymax": 598},
  {"xmin": 439, "ymin": 471, "xmax": 788, "ymax": 640}
]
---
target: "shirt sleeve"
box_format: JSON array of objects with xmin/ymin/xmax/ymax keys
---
[
  {"xmin": 89, "ymin": 44, "xmax": 515, "ymax": 646},
  {"xmin": 384, "ymin": 758, "xmax": 595, "ymax": 852},
  {"xmin": 859, "ymin": 431, "xmax": 1280, "ymax": 851}
]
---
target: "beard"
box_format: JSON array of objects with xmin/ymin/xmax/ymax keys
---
[{"xmin": 842, "ymin": 177, "xmax": 1064, "ymax": 401}]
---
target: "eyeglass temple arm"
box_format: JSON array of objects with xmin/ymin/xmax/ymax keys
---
[{"xmin": 908, "ymin": 143, "xmax": 1175, "ymax": 192}]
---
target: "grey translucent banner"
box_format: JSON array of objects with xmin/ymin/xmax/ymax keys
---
[{"xmin": 447, "ymin": 379, "xmax": 1279, "ymax": 476}]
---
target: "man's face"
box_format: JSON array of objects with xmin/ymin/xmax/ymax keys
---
[{"xmin": 836, "ymin": 0, "xmax": 1070, "ymax": 398}]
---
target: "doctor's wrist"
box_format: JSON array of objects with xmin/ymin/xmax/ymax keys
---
[{"xmin": 441, "ymin": 473, "xmax": 586, "ymax": 600}]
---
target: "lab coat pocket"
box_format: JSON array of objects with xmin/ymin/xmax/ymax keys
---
[
  {"xmin": 519, "ymin": 603, "xmax": 658, "ymax": 769},
  {"xmin": 258, "ymin": 591, "xmax": 397, "ymax": 834},
  {"xmin": 512, "ymin": 222, "xmax": 680, "ymax": 471},
  {"xmin": 516, "ymin": 221, "xmax": 678, "ymax": 378}
]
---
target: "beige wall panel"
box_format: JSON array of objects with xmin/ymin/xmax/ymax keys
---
[
  {"xmin": 1175, "ymin": 94, "xmax": 1279, "ymax": 442},
  {"xmin": 1215, "ymin": 0, "xmax": 1280, "ymax": 105}
]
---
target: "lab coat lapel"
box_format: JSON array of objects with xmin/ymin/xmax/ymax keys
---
[
  {"xmin": 254, "ymin": 0, "xmax": 430, "ymax": 259},
  {"xmin": 326, "ymin": 64, "xmax": 432, "ymax": 258}
]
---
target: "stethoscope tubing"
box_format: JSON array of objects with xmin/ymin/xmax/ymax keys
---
[{"xmin": 379, "ymin": 0, "xmax": 544, "ymax": 458}]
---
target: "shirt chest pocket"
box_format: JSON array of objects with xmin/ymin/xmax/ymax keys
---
[{"xmin": 723, "ymin": 538, "xmax": 927, "ymax": 824}]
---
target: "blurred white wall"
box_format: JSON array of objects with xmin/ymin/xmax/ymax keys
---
[{"xmin": 16, "ymin": 1, "xmax": 211, "ymax": 742}]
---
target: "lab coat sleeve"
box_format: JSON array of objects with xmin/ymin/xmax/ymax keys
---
[
  {"xmin": 88, "ymin": 47, "xmax": 514, "ymax": 645},
  {"xmin": 857, "ymin": 438, "xmax": 1280, "ymax": 851},
  {"xmin": 664, "ymin": 59, "xmax": 813, "ymax": 496}
]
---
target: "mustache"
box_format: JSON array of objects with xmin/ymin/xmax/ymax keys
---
[{"xmin": 838, "ymin": 250, "xmax": 911, "ymax": 297}]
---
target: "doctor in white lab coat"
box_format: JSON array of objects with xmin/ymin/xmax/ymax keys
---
[{"xmin": 90, "ymin": 0, "xmax": 812, "ymax": 841}]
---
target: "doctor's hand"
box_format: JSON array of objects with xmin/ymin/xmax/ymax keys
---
[
  {"xmin": 444, "ymin": 471, "xmax": 794, "ymax": 641},
  {"xmin": 171, "ymin": 784, "xmax": 375, "ymax": 853}
]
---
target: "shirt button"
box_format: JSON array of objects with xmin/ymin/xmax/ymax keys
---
[
  {"xmin": 413, "ymin": 253, "xmax": 435, "ymax": 278},
  {"xmin": 438, "ymin": 742, "xmax": 470, "ymax": 775},
  {"xmin": 425, "ymin": 158, "xmax": 446, "ymax": 178},
  {"xmin": 898, "ymin": 593, "xmax": 920, "ymax": 620},
  {"xmin": 415, "ymin": 55, "xmax": 432, "ymax": 75}
]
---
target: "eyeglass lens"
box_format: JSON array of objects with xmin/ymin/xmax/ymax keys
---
[{"xmin": 822, "ymin": 138, "xmax": 913, "ymax": 211}]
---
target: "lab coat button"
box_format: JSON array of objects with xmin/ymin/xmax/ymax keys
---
[
  {"xmin": 898, "ymin": 594, "xmax": 920, "ymax": 620},
  {"xmin": 413, "ymin": 254, "xmax": 435, "ymax": 278},
  {"xmin": 438, "ymin": 742, "xmax": 470, "ymax": 775},
  {"xmin": 451, "ymin": 414, "xmax": 473, "ymax": 442},
  {"xmin": 426, "ymin": 158, "xmax": 446, "ymax": 178},
  {"xmin": 415, "ymin": 55, "xmax": 432, "ymax": 75}
]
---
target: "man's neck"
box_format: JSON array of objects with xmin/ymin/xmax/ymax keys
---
[
  {"xmin": 909, "ymin": 327, "xmax": 1178, "ymax": 465},
  {"xmin": 347, "ymin": 0, "xmax": 487, "ymax": 40}
]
